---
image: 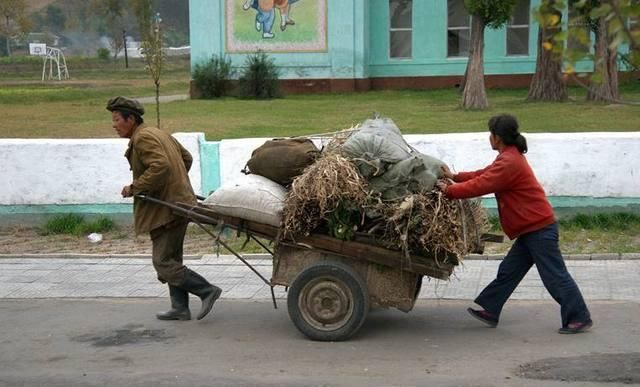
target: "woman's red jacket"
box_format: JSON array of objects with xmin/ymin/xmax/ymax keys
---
[{"xmin": 445, "ymin": 146, "xmax": 556, "ymax": 240}]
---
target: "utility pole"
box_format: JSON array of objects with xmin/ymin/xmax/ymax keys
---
[{"xmin": 123, "ymin": 30, "xmax": 129, "ymax": 68}]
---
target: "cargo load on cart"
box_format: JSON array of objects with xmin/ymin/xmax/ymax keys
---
[{"xmin": 152, "ymin": 117, "xmax": 492, "ymax": 341}]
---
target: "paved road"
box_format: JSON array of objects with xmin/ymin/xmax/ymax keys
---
[
  {"xmin": 1, "ymin": 255, "xmax": 639, "ymax": 301},
  {"xmin": 1, "ymin": 255, "xmax": 640, "ymax": 385},
  {"xmin": 0, "ymin": 299, "xmax": 638, "ymax": 386}
]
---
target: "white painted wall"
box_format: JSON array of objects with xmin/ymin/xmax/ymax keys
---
[
  {"xmin": 1, "ymin": 131, "xmax": 638, "ymax": 207},
  {"xmin": 220, "ymin": 132, "xmax": 640, "ymax": 198},
  {"xmin": 0, "ymin": 133, "xmax": 203, "ymax": 205}
]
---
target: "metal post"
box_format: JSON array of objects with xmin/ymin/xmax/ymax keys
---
[{"xmin": 123, "ymin": 30, "xmax": 129, "ymax": 69}]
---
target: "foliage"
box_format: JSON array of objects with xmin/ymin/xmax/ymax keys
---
[
  {"xmin": 92, "ymin": 0, "xmax": 127, "ymax": 59},
  {"xmin": 193, "ymin": 54, "xmax": 233, "ymax": 98},
  {"xmin": 0, "ymin": 34, "xmax": 7, "ymax": 56},
  {"xmin": 96, "ymin": 47, "xmax": 110, "ymax": 61},
  {"xmin": 164, "ymin": 27, "xmax": 188, "ymax": 47},
  {"xmin": 488, "ymin": 215, "xmax": 502, "ymax": 231},
  {"xmin": 490, "ymin": 212, "xmax": 640, "ymax": 233},
  {"xmin": 464, "ymin": 0, "xmax": 519, "ymax": 28},
  {"xmin": 327, "ymin": 201, "xmax": 360, "ymax": 241},
  {"xmin": 132, "ymin": 0, "xmax": 154, "ymax": 39},
  {"xmin": 43, "ymin": 213, "xmax": 84, "ymax": 234},
  {"xmin": 136, "ymin": 1, "xmax": 165, "ymax": 128},
  {"xmin": 560, "ymin": 212, "xmax": 640, "ymax": 230},
  {"xmin": 544, "ymin": 0, "xmax": 640, "ymax": 69},
  {"xmin": 43, "ymin": 214, "xmax": 115, "ymax": 235},
  {"xmin": 1, "ymin": 78, "xmax": 639, "ymax": 138},
  {"xmin": 620, "ymin": 51, "xmax": 640, "ymax": 70},
  {"xmin": 0, "ymin": 0, "xmax": 31, "ymax": 56},
  {"xmin": 81, "ymin": 217, "xmax": 116, "ymax": 234},
  {"xmin": 528, "ymin": 0, "xmax": 568, "ymax": 102},
  {"xmin": 45, "ymin": 4, "xmax": 66, "ymax": 33},
  {"xmin": 238, "ymin": 51, "xmax": 281, "ymax": 99}
]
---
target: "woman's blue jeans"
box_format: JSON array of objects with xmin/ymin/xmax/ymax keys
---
[{"xmin": 475, "ymin": 222, "xmax": 591, "ymax": 328}]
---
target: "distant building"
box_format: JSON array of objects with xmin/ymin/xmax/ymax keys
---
[
  {"xmin": 24, "ymin": 32, "xmax": 61, "ymax": 47},
  {"xmin": 101, "ymin": 36, "xmax": 190, "ymax": 58},
  {"xmin": 189, "ymin": 0, "xmax": 634, "ymax": 93}
]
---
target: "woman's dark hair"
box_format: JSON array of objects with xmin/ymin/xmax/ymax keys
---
[
  {"xmin": 119, "ymin": 110, "xmax": 144, "ymax": 125},
  {"xmin": 488, "ymin": 114, "xmax": 527, "ymax": 154}
]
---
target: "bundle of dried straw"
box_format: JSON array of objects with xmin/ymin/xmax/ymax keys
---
[{"xmin": 282, "ymin": 134, "xmax": 488, "ymax": 266}]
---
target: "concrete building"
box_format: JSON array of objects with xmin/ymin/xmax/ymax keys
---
[{"xmin": 189, "ymin": 0, "xmax": 633, "ymax": 93}]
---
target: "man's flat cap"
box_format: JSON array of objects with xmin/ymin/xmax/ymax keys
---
[{"xmin": 106, "ymin": 96, "xmax": 145, "ymax": 116}]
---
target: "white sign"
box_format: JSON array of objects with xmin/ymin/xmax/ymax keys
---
[{"xmin": 29, "ymin": 43, "xmax": 47, "ymax": 56}]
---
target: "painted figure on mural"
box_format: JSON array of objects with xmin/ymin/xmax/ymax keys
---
[{"xmin": 242, "ymin": 0, "xmax": 300, "ymax": 38}]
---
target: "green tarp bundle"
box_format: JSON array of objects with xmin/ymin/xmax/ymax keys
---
[{"xmin": 341, "ymin": 118, "xmax": 445, "ymax": 200}]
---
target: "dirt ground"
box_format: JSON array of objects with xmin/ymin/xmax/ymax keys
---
[
  {"xmin": 0, "ymin": 226, "xmax": 219, "ymax": 256},
  {"xmin": 2, "ymin": 224, "xmax": 635, "ymax": 257},
  {"xmin": 0, "ymin": 224, "xmax": 510, "ymax": 256}
]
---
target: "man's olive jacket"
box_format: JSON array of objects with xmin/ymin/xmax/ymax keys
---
[{"xmin": 125, "ymin": 125, "xmax": 196, "ymax": 235}]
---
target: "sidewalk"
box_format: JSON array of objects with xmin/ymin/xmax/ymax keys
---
[{"xmin": 1, "ymin": 255, "xmax": 639, "ymax": 301}]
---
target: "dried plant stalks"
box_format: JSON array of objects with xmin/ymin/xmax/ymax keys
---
[
  {"xmin": 283, "ymin": 153, "xmax": 369, "ymax": 237},
  {"xmin": 282, "ymin": 136, "xmax": 489, "ymax": 270},
  {"xmin": 372, "ymin": 192, "xmax": 487, "ymax": 265}
]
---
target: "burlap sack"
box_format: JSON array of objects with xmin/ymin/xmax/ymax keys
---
[{"xmin": 246, "ymin": 138, "xmax": 320, "ymax": 185}]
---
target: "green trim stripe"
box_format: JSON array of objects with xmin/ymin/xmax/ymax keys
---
[
  {"xmin": 1, "ymin": 197, "xmax": 639, "ymax": 216},
  {"xmin": 480, "ymin": 197, "xmax": 640, "ymax": 209},
  {"xmin": 0, "ymin": 204, "xmax": 132, "ymax": 215},
  {"xmin": 200, "ymin": 140, "xmax": 221, "ymax": 197}
]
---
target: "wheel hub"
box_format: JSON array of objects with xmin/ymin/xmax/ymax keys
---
[{"xmin": 299, "ymin": 277, "xmax": 354, "ymax": 331}]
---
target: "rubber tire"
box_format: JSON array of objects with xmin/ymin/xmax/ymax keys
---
[{"xmin": 287, "ymin": 260, "xmax": 369, "ymax": 341}]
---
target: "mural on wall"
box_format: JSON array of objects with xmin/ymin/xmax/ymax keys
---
[{"xmin": 226, "ymin": 0, "xmax": 327, "ymax": 52}]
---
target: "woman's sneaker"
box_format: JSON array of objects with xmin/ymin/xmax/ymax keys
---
[
  {"xmin": 558, "ymin": 320, "xmax": 593, "ymax": 334},
  {"xmin": 467, "ymin": 307, "xmax": 498, "ymax": 328}
]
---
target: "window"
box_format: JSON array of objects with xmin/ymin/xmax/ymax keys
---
[
  {"xmin": 447, "ymin": 0, "xmax": 471, "ymax": 57},
  {"xmin": 567, "ymin": 6, "xmax": 590, "ymax": 53},
  {"xmin": 389, "ymin": 0, "xmax": 413, "ymax": 58},
  {"xmin": 507, "ymin": 0, "xmax": 530, "ymax": 55}
]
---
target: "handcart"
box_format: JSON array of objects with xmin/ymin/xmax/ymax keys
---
[{"xmin": 138, "ymin": 194, "xmax": 479, "ymax": 341}]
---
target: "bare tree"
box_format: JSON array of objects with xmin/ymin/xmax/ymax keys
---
[
  {"xmin": 586, "ymin": 1, "xmax": 620, "ymax": 102},
  {"xmin": 461, "ymin": 0, "xmax": 518, "ymax": 110},
  {"xmin": 93, "ymin": 0, "xmax": 126, "ymax": 59},
  {"xmin": 462, "ymin": 14, "xmax": 489, "ymax": 109},
  {"xmin": 539, "ymin": 0, "xmax": 640, "ymax": 103},
  {"xmin": 145, "ymin": 17, "xmax": 164, "ymax": 128},
  {"xmin": 528, "ymin": 0, "xmax": 568, "ymax": 101},
  {"xmin": 0, "ymin": 0, "xmax": 30, "ymax": 56}
]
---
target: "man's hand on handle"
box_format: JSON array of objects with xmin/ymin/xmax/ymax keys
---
[{"xmin": 121, "ymin": 184, "xmax": 133, "ymax": 198}]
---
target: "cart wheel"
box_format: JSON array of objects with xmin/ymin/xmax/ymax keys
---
[{"xmin": 287, "ymin": 260, "xmax": 369, "ymax": 341}]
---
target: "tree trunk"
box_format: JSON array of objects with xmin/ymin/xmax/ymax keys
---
[
  {"xmin": 4, "ymin": 16, "xmax": 11, "ymax": 56},
  {"xmin": 528, "ymin": 2, "xmax": 567, "ymax": 101},
  {"xmin": 155, "ymin": 81, "xmax": 161, "ymax": 128},
  {"xmin": 459, "ymin": 61, "xmax": 469, "ymax": 93},
  {"xmin": 587, "ymin": 16, "xmax": 619, "ymax": 102},
  {"xmin": 461, "ymin": 14, "xmax": 488, "ymax": 110}
]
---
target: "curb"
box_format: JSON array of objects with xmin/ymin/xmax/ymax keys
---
[
  {"xmin": 1, "ymin": 253, "xmax": 639, "ymax": 260},
  {"xmin": 467, "ymin": 253, "xmax": 640, "ymax": 260},
  {"xmin": 0, "ymin": 253, "xmax": 201, "ymax": 260}
]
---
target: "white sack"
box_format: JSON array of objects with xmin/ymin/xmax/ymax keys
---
[{"xmin": 203, "ymin": 174, "xmax": 286, "ymax": 226}]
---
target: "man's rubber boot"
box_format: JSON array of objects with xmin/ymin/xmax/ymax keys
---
[
  {"xmin": 182, "ymin": 268, "xmax": 222, "ymax": 320},
  {"xmin": 156, "ymin": 285, "xmax": 191, "ymax": 321}
]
